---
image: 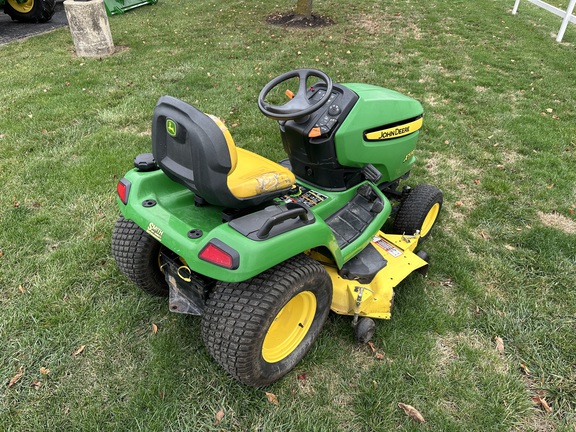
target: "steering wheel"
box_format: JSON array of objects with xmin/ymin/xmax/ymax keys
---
[{"xmin": 257, "ymin": 69, "xmax": 333, "ymax": 121}]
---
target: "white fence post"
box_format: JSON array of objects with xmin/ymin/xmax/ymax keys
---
[{"xmin": 512, "ymin": 0, "xmax": 576, "ymax": 42}]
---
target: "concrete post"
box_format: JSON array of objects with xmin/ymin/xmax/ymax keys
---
[{"xmin": 64, "ymin": 0, "xmax": 115, "ymax": 57}]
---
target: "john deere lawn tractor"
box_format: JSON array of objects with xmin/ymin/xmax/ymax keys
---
[
  {"xmin": 1, "ymin": 0, "xmax": 55, "ymax": 23},
  {"xmin": 111, "ymin": 69, "xmax": 443, "ymax": 387}
]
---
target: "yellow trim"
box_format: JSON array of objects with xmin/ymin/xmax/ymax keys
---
[
  {"xmin": 206, "ymin": 115, "xmax": 237, "ymax": 171},
  {"xmin": 262, "ymin": 291, "xmax": 317, "ymax": 363},
  {"xmin": 7, "ymin": 0, "xmax": 34, "ymax": 13},
  {"xmin": 325, "ymin": 232, "xmax": 427, "ymax": 319},
  {"xmin": 365, "ymin": 117, "xmax": 423, "ymax": 141},
  {"xmin": 228, "ymin": 148, "xmax": 295, "ymax": 198},
  {"xmin": 421, "ymin": 203, "xmax": 440, "ymax": 237},
  {"xmin": 205, "ymin": 114, "xmax": 295, "ymax": 199}
]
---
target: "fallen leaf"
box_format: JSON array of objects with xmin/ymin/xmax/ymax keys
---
[
  {"xmin": 0, "ymin": 250, "xmax": 3, "ymax": 258},
  {"xmin": 18, "ymin": 284, "xmax": 26, "ymax": 293},
  {"xmin": 265, "ymin": 391, "xmax": 279, "ymax": 406},
  {"xmin": 473, "ymin": 179, "xmax": 481, "ymax": 185},
  {"xmin": 474, "ymin": 305, "xmax": 480, "ymax": 316},
  {"xmin": 480, "ymin": 230, "xmax": 491, "ymax": 240},
  {"xmin": 519, "ymin": 363, "xmax": 531, "ymax": 376},
  {"xmin": 8, "ymin": 367, "xmax": 23, "ymax": 388},
  {"xmin": 398, "ymin": 402, "xmax": 426, "ymax": 423},
  {"xmin": 531, "ymin": 395, "xmax": 552, "ymax": 413},
  {"xmin": 215, "ymin": 410, "xmax": 225, "ymax": 424},
  {"xmin": 504, "ymin": 244, "xmax": 516, "ymax": 251},
  {"xmin": 40, "ymin": 367, "xmax": 50, "ymax": 375},
  {"xmin": 455, "ymin": 200, "xmax": 463, "ymax": 207},
  {"xmin": 368, "ymin": 341, "xmax": 377, "ymax": 353},
  {"xmin": 495, "ymin": 336, "xmax": 505, "ymax": 354},
  {"xmin": 32, "ymin": 380, "xmax": 43, "ymax": 389},
  {"xmin": 73, "ymin": 345, "xmax": 85, "ymax": 357},
  {"xmin": 297, "ymin": 373, "xmax": 307, "ymax": 381},
  {"xmin": 546, "ymin": 184, "xmax": 555, "ymax": 189},
  {"xmin": 152, "ymin": 323, "xmax": 158, "ymax": 334},
  {"xmin": 545, "ymin": 108, "xmax": 553, "ymax": 113}
]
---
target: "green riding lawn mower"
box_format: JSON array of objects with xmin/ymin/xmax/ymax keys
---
[
  {"xmin": 1, "ymin": 0, "xmax": 56, "ymax": 23},
  {"xmin": 111, "ymin": 69, "xmax": 443, "ymax": 387},
  {"xmin": 0, "ymin": 0, "xmax": 155, "ymax": 22}
]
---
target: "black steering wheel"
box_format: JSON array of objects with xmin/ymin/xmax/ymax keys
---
[{"xmin": 257, "ymin": 69, "xmax": 333, "ymax": 121}]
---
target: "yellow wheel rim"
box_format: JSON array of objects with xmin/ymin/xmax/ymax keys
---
[
  {"xmin": 7, "ymin": 0, "xmax": 34, "ymax": 13},
  {"xmin": 262, "ymin": 291, "xmax": 317, "ymax": 363},
  {"xmin": 421, "ymin": 203, "xmax": 440, "ymax": 237}
]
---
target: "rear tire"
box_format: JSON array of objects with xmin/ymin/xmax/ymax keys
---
[
  {"xmin": 201, "ymin": 254, "xmax": 332, "ymax": 387},
  {"xmin": 4, "ymin": 0, "xmax": 56, "ymax": 23},
  {"xmin": 393, "ymin": 184, "xmax": 443, "ymax": 241},
  {"xmin": 111, "ymin": 215, "xmax": 169, "ymax": 297}
]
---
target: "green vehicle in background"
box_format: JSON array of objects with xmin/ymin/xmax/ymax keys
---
[
  {"xmin": 1, "ymin": 0, "xmax": 55, "ymax": 22},
  {"xmin": 112, "ymin": 69, "xmax": 444, "ymax": 387}
]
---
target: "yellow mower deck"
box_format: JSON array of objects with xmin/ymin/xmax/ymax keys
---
[{"xmin": 318, "ymin": 232, "xmax": 427, "ymax": 319}]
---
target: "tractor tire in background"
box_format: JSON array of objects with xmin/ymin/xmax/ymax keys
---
[
  {"xmin": 201, "ymin": 254, "xmax": 332, "ymax": 387},
  {"xmin": 4, "ymin": 0, "xmax": 56, "ymax": 23},
  {"xmin": 393, "ymin": 184, "xmax": 443, "ymax": 241},
  {"xmin": 111, "ymin": 215, "xmax": 169, "ymax": 297}
]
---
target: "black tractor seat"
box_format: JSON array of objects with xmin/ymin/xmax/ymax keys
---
[{"xmin": 152, "ymin": 96, "xmax": 295, "ymax": 209}]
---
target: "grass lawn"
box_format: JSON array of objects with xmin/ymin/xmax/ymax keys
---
[{"xmin": 1, "ymin": 0, "xmax": 575, "ymax": 430}]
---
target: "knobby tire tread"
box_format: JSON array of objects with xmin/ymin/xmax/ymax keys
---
[
  {"xmin": 111, "ymin": 215, "xmax": 168, "ymax": 297},
  {"xmin": 201, "ymin": 254, "xmax": 331, "ymax": 387}
]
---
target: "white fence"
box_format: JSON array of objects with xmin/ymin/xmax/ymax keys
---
[{"xmin": 512, "ymin": 0, "xmax": 576, "ymax": 42}]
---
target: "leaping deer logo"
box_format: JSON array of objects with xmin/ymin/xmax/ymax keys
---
[{"xmin": 166, "ymin": 119, "xmax": 177, "ymax": 137}]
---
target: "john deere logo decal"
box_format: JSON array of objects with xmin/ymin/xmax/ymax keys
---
[
  {"xmin": 364, "ymin": 117, "xmax": 423, "ymax": 141},
  {"xmin": 166, "ymin": 119, "xmax": 177, "ymax": 137}
]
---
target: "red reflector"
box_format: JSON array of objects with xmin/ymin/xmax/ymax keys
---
[
  {"xmin": 117, "ymin": 178, "xmax": 131, "ymax": 205},
  {"xmin": 198, "ymin": 240, "xmax": 239, "ymax": 270}
]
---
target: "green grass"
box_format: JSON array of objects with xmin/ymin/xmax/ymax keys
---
[{"xmin": 1, "ymin": 0, "xmax": 575, "ymax": 430}]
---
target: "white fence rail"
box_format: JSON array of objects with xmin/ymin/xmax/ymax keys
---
[{"xmin": 512, "ymin": 0, "xmax": 576, "ymax": 42}]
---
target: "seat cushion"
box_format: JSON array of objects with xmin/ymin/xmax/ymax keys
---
[{"xmin": 228, "ymin": 148, "xmax": 295, "ymax": 199}]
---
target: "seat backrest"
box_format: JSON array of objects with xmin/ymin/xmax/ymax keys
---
[{"xmin": 152, "ymin": 95, "xmax": 241, "ymax": 207}]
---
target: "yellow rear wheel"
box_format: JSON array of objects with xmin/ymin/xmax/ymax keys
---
[
  {"xmin": 7, "ymin": 0, "xmax": 34, "ymax": 13},
  {"xmin": 262, "ymin": 291, "xmax": 317, "ymax": 363},
  {"xmin": 201, "ymin": 254, "xmax": 332, "ymax": 387}
]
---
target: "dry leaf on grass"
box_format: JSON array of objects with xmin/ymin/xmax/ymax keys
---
[
  {"xmin": 519, "ymin": 363, "xmax": 531, "ymax": 376},
  {"xmin": 495, "ymin": 337, "xmax": 505, "ymax": 354},
  {"xmin": 531, "ymin": 395, "xmax": 552, "ymax": 413},
  {"xmin": 73, "ymin": 345, "xmax": 85, "ymax": 357},
  {"xmin": 398, "ymin": 402, "xmax": 426, "ymax": 423},
  {"xmin": 32, "ymin": 379, "xmax": 43, "ymax": 389},
  {"xmin": 265, "ymin": 391, "xmax": 279, "ymax": 406},
  {"xmin": 8, "ymin": 367, "xmax": 23, "ymax": 388},
  {"xmin": 40, "ymin": 367, "xmax": 50, "ymax": 375},
  {"xmin": 215, "ymin": 410, "xmax": 225, "ymax": 424},
  {"xmin": 152, "ymin": 323, "xmax": 158, "ymax": 334}
]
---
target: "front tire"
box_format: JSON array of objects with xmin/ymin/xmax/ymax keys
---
[
  {"xmin": 201, "ymin": 254, "xmax": 332, "ymax": 387},
  {"xmin": 4, "ymin": 0, "xmax": 56, "ymax": 23},
  {"xmin": 111, "ymin": 216, "xmax": 169, "ymax": 297},
  {"xmin": 393, "ymin": 184, "xmax": 443, "ymax": 241}
]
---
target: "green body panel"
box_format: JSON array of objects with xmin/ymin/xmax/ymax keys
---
[
  {"xmin": 103, "ymin": 0, "xmax": 156, "ymax": 16},
  {"xmin": 337, "ymin": 83, "xmax": 424, "ymax": 182},
  {"xmin": 119, "ymin": 168, "xmax": 391, "ymax": 283}
]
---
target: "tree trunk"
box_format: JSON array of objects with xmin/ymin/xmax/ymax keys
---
[{"xmin": 295, "ymin": 0, "xmax": 313, "ymax": 17}]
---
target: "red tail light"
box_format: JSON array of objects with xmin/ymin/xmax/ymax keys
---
[
  {"xmin": 117, "ymin": 178, "xmax": 131, "ymax": 205},
  {"xmin": 199, "ymin": 239, "xmax": 239, "ymax": 270}
]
